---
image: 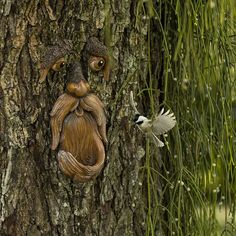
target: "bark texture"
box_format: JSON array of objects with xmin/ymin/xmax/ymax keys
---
[{"xmin": 0, "ymin": 1, "xmax": 151, "ymax": 235}]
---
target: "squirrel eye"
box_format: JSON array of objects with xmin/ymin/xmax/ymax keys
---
[{"xmin": 88, "ymin": 56, "xmax": 105, "ymax": 71}]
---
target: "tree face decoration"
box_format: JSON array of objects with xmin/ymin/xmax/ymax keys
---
[
  {"xmin": 39, "ymin": 40, "xmax": 72, "ymax": 82},
  {"xmin": 84, "ymin": 37, "xmax": 110, "ymax": 81},
  {"xmin": 46, "ymin": 38, "xmax": 109, "ymax": 182},
  {"xmin": 88, "ymin": 56, "xmax": 106, "ymax": 72}
]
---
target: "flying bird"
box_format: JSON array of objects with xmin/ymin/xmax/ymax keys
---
[{"xmin": 130, "ymin": 91, "xmax": 176, "ymax": 147}]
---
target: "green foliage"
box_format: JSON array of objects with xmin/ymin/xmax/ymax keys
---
[{"xmin": 137, "ymin": 0, "xmax": 236, "ymax": 235}]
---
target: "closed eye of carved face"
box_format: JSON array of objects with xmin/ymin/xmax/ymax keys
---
[
  {"xmin": 88, "ymin": 56, "xmax": 106, "ymax": 72},
  {"xmin": 52, "ymin": 58, "xmax": 66, "ymax": 71}
]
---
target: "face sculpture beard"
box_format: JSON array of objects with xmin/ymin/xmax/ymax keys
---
[{"xmin": 50, "ymin": 62, "xmax": 107, "ymax": 182}]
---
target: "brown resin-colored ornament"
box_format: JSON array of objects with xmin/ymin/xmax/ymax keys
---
[
  {"xmin": 83, "ymin": 37, "xmax": 110, "ymax": 81},
  {"xmin": 50, "ymin": 61, "xmax": 107, "ymax": 182},
  {"xmin": 39, "ymin": 40, "xmax": 72, "ymax": 81}
]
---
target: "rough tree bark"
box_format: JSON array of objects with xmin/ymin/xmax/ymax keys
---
[{"xmin": 0, "ymin": 1, "xmax": 158, "ymax": 235}]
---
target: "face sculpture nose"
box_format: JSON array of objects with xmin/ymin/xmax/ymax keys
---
[{"xmin": 66, "ymin": 79, "xmax": 90, "ymax": 98}]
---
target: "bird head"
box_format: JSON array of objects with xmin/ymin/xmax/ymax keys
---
[{"xmin": 133, "ymin": 114, "xmax": 148, "ymax": 125}]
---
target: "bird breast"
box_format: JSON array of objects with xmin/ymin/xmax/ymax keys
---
[{"xmin": 140, "ymin": 120, "xmax": 152, "ymax": 132}]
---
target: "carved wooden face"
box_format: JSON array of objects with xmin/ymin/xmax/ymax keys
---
[
  {"xmin": 48, "ymin": 43, "xmax": 109, "ymax": 182},
  {"xmin": 66, "ymin": 79, "xmax": 90, "ymax": 98}
]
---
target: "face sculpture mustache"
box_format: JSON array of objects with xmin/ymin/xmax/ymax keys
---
[{"xmin": 50, "ymin": 62, "xmax": 107, "ymax": 182}]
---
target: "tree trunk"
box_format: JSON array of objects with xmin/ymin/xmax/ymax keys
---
[{"xmin": 0, "ymin": 1, "xmax": 158, "ymax": 235}]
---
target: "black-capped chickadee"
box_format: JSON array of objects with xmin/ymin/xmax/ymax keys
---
[
  {"xmin": 130, "ymin": 91, "xmax": 176, "ymax": 147},
  {"xmin": 133, "ymin": 109, "xmax": 176, "ymax": 147}
]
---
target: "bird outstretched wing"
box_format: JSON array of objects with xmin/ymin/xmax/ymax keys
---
[{"xmin": 151, "ymin": 109, "xmax": 176, "ymax": 135}]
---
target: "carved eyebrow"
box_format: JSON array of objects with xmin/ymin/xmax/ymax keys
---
[
  {"xmin": 84, "ymin": 37, "xmax": 108, "ymax": 57},
  {"xmin": 81, "ymin": 37, "xmax": 111, "ymax": 81},
  {"xmin": 40, "ymin": 40, "xmax": 72, "ymax": 69}
]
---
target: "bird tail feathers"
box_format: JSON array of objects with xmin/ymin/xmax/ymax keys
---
[{"xmin": 150, "ymin": 132, "xmax": 165, "ymax": 147}]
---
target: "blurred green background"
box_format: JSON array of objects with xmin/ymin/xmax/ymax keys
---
[{"xmin": 135, "ymin": 0, "xmax": 236, "ymax": 235}]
